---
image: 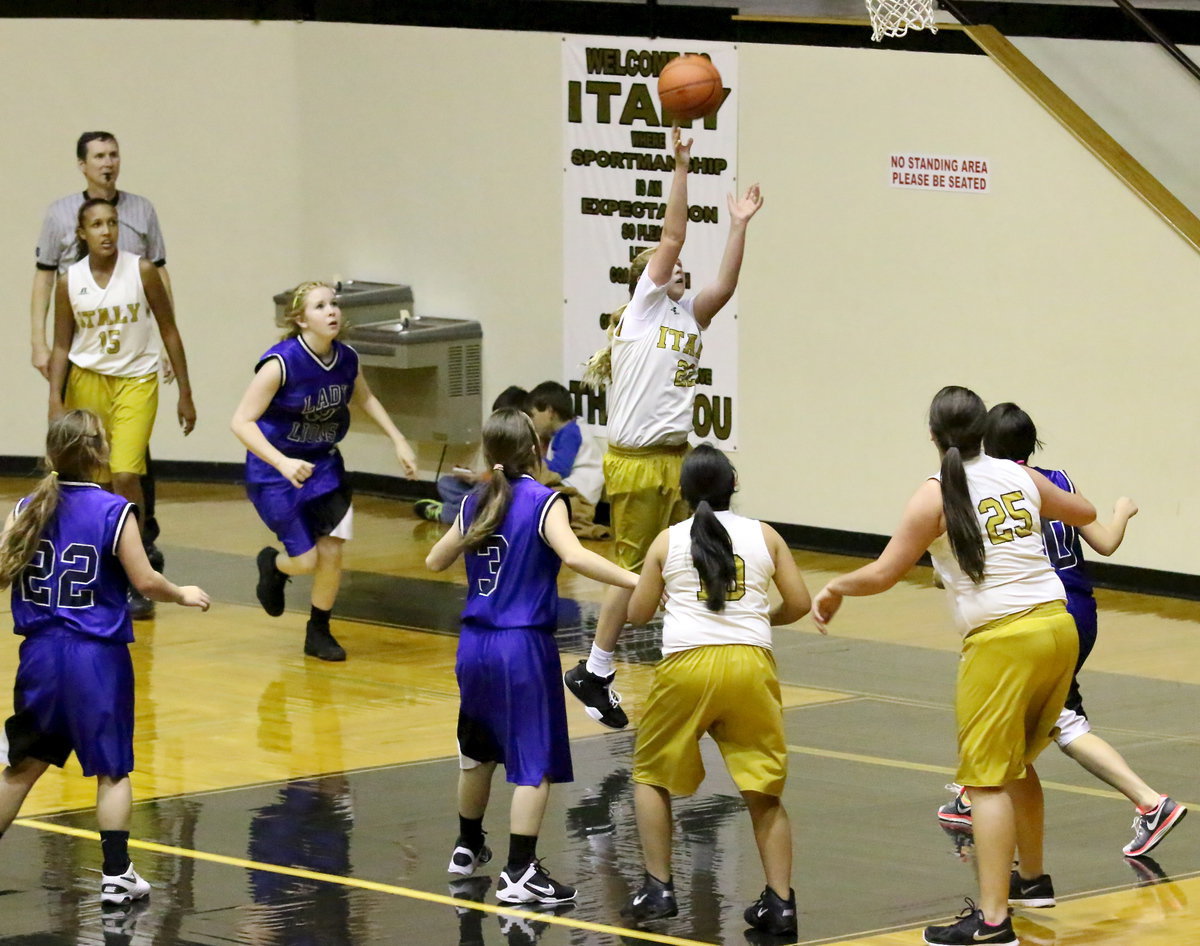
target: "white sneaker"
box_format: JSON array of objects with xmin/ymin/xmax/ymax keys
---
[
  {"xmin": 100, "ymin": 864, "xmax": 151, "ymax": 904},
  {"xmin": 496, "ymin": 860, "xmax": 576, "ymax": 904},
  {"xmin": 448, "ymin": 838, "xmax": 493, "ymax": 877}
]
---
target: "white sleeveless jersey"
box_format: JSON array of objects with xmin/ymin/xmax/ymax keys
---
[
  {"xmin": 66, "ymin": 251, "xmax": 159, "ymax": 377},
  {"xmin": 606, "ymin": 270, "xmax": 702, "ymax": 448},
  {"xmin": 928, "ymin": 454, "xmax": 1065, "ymax": 635},
  {"xmin": 661, "ymin": 510, "xmax": 775, "ymax": 655}
]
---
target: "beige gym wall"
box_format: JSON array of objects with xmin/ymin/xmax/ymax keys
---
[{"xmin": 2, "ymin": 19, "xmax": 1197, "ymax": 573}]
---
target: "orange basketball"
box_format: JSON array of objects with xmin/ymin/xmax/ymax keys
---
[{"xmin": 657, "ymin": 54, "xmax": 724, "ymax": 121}]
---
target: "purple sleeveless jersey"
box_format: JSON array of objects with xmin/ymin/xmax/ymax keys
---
[
  {"xmin": 10, "ymin": 483, "xmax": 135, "ymax": 643},
  {"xmin": 459, "ymin": 476, "xmax": 564, "ymax": 632},
  {"xmin": 245, "ymin": 336, "xmax": 359, "ymax": 487},
  {"xmin": 1034, "ymin": 466, "xmax": 1093, "ymax": 599}
]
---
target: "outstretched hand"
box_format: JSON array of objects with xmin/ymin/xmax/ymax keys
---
[
  {"xmin": 672, "ymin": 125, "xmax": 693, "ymax": 167},
  {"xmin": 728, "ymin": 183, "xmax": 764, "ymax": 225}
]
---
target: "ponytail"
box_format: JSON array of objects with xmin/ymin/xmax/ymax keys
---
[
  {"xmin": 459, "ymin": 408, "xmax": 540, "ymax": 551},
  {"xmin": 580, "ymin": 304, "xmax": 626, "ymax": 392},
  {"xmin": 940, "ymin": 446, "xmax": 986, "ymax": 583},
  {"xmin": 0, "ymin": 473, "xmax": 61, "ymax": 590},
  {"xmin": 690, "ymin": 499, "xmax": 737, "ymax": 612},
  {"xmin": 461, "ymin": 469, "xmax": 513, "ymax": 552}
]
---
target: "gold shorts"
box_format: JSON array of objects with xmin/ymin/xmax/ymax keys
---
[
  {"xmin": 956, "ymin": 601, "xmax": 1078, "ymax": 787},
  {"xmin": 65, "ymin": 366, "xmax": 158, "ymax": 476},
  {"xmin": 603, "ymin": 443, "xmax": 690, "ymax": 571},
  {"xmin": 634, "ymin": 644, "xmax": 787, "ymax": 798}
]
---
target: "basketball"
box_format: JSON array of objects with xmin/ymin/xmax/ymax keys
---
[{"xmin": 657, "ymin": 54, "xmax": 724, "ymax": 121}]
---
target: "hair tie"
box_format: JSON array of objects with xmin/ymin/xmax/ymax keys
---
[
  {"xmin": 48, "ymin": 470, "xmax": 58, "ymax": 479},
  {"xmin": 493, "ymin": 463, "xmax": 505, "ymax": 472}
]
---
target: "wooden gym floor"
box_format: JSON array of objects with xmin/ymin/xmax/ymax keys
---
[{"xmin": 0, "ymin": 479, "xmax": 1197, "ymax": 945}]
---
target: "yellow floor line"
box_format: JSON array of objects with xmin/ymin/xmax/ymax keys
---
[
  {"xmin": 12, "ymin": 817, "xmax": 715, "ymax": 946},
  {"xmin": 786, "ymin": 744, "xmax": 1197, "ymax": 808}
]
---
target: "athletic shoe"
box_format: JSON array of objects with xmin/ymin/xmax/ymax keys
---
[
  {"xmin": 255, "ymin": 546, "xmax": 289, "ymax": 617},
  {"xmin": 936, "ymin": 783, "xmax": 972, "ymax": 827},
  {"xmin": 1009, "ymin": 868, "xmax": 1056, "ymax": 907},
  {"xmin": 145, "ymin": 543, "xmax": 165, "ymax": 573},
  {"xmin": 563, "ymin": 660, "xmax": 628, "ymax": 729},
  {"xmin": 100, "ymin": 864, "xmax": 151, "ymax": 905},
  {"xmin": 622, "ymin": 872, "xmax": 678, "ymax": 922},
  {"xmin": 497, "ymin": 914, "xmax": 550, "ymax": 946},
  {"xmin": 128, "ymin": 589, "xmax": 155, "ymax": 620},
  {"xmin": 923, "ymin": 901, "xmax": 1016, "ymax": 945},
  {"xmin": 414, "ymin": 499, "xmax": 444, "ymax": 522},
  {"xmin": 495, "ymin": 861, "xmax": 577, "ymax": 904},
  {"xmin": 1124, "ymin": 795, "xmax": 1187, "ymax": 857},
  {"xmin": 304, "ymin": 621, "xmax": 346, "ymax": 662},
  {"xmin": 448, "ymin": 836, "xmax": 493, "ymax": 877},
  {"xmin": 743, "ymin": 886, "xmax": 798, "ymax": 937}
]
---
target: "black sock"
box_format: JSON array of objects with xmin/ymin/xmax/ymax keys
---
[
  {"xmin": 309, "ymin": 605, "xmax": 332, "ymax": 627},
  {"xmin": 100, "ymin": 830, "xmax": 130, "ymax": 876},
  {"xmin": 506, "ymin": 833, "xmax": 537, "ymax": 872},
  {"xmin": 458, "ymin": 815, "xmax": 485, "ymax": 850}
]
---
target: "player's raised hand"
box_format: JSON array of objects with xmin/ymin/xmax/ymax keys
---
[
  {"xmin": 278, "ymin": 457, "xmax": 315, "ymax": 489},
  {"xmin": 672, "ymin": 125, "xmax": 694, "ymax": 166},
  {"xmin": 178, "ymin": 586, "xmax": 211, "ymax": 611},
  {"xmin": 729, "ymin": 183, "xmax": 763, "ymax": 225}
]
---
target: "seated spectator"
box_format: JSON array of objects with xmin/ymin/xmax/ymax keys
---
[
  {"xmin": 526, "ymin": 381, "xmax": 608, "ymax": 539},
  {"xmin": 414, "ymin": 386, "xmax": 528, "ymax": 524}
]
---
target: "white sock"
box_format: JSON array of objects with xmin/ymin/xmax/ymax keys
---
[{"xmin": 585, "ymin": 644, "xmax": 615, "ymax": 679}]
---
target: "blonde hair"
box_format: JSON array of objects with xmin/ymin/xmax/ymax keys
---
[
  {"xmin": 461, "ymin": 409, "xmax": 542, "ymax": 551},
  {"xmin": 580, "ymin": 248, "xmax": 656, "ymax": 392},
  {"xmin": 0, "ymin": 411, "xmax": 109, "ymax": 590},
  {"xmin": 281, "ymin": 280, "xmax": 336, "ymax": 339}
]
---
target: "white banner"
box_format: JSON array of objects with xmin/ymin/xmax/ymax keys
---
[{"xmin": 562, "ymin": 35, "xmax": 740, "ymax": 449}]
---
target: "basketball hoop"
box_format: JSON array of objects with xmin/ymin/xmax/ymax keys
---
[{"xmin": 865, "ymin": 0, "xmax": 938, "ymax": 41}]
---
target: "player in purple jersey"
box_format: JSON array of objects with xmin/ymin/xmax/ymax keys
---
[
  {"xmin": 0, "ymin": 411, "xmax": 209, "ymax": 904},
  {"xmin": 932, "ymin": 403, "xmax": 1186, "ymax": 859},
  {"xmin": 232, "ymin": 282, "xmax": 417, "ymax": 662},
  {"xmin": 426, "ymin": 408, "xmax": 636, "ymax": 905}
]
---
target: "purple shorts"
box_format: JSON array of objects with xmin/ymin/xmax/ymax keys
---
[
  {"xmin": 456, "ymin": 625, "xmax": 573, "ymax": 787},
  {"xmin": 246, "ymin": 451, "xmax": 351, "ymax": 557},
  {"xmin": 5, "ymin": 628, "xmax": 134, "ymax": 778}
]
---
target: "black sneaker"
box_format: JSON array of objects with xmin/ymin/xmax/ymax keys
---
[
  {"xmin": 128, "ymin": 589, "xmax": 155, "ymax": 620},
  {"xmin": 304, "ymin": 621, "xmax": 346, "ymax": 662},
  {"xmin": 1124, "ymin": 795, "xmax": 1187, "ymax": 857},
  {"xmin": 1009, "ymin": 868, "xmax": 1056, "ymax": 907},
  {"xmin": 923, "ymin": 901, "xmax": 1017, "ymax": 945},
  {"xmin": 622, "ymin": 872, "xmax": 678, "ymax": 922},
  {"xmin": 145, "ymin": 543, "xmax": 165, "ymax": 573},
  {"xmin": 563, "ymin": 660, "xmax": 628, "ymax": 729},
  {"xmin": 256, "ymin": 547, "xmax": 289, "ymax": 617},
  {"xmin": 448, "ymin": 836, "xmax": 493, "ymax": 877},
  {"xmin": 496, "ymin": 860, "xmax": 576, "ymax": 904},
  {"xmin": 744, "ymin": 887, "xmax": 797, "ymax": 937}
]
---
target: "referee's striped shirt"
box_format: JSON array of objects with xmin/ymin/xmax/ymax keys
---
[{"xmin": 36, "ymin": 190, "xmax": 166, "ymax": 274}]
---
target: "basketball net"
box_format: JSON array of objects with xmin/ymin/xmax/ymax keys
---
[{"xmin": 865, "ymin": 0, "xmax": 938, "ymax": 41}]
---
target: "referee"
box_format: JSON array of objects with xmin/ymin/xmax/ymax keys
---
[{"xmin": 30, "ymin": 132, "xmax": 173, "ymax": 616}]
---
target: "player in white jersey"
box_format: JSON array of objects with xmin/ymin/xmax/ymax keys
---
[
  {"xmin": 48, "ymin": 199, "xmax": 195, "ymax": 613},
  {"xmin": 567, "ymin": 125, "xmax": 764, "ymax": 729},
  {"xmin": 811, "ymin": 387, "xmax": 1096, "ymax": 946},
  {"xmin": 622, "ymin": 445, "xmax": 810, "ymax": 936},
  {"xmin": 31, "ymin": 132, "xmax": 175, "ymax": 612}
]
